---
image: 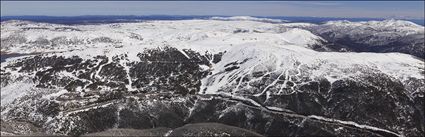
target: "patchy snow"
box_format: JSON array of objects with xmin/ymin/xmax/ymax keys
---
[{"xmin": 0, "ymin": 80, "xmax": 35, "ymax": 106}]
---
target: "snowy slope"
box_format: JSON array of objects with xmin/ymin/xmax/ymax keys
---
[
  {"xmin": 1, "ymin": 19, "xmax": 320, "ymax": 55},
  {"xmin": 200, "ymin": 42, "xmax": 424, "ymax": 94}
]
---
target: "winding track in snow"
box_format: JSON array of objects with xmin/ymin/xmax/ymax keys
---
[{"xmin": 204, "ymin": 93, "xmax": 402, "ymax": 137}]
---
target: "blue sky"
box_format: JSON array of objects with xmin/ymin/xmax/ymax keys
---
[{"xmin": 1, "ymin": 1, "xmax": 424, "ymax": 19}]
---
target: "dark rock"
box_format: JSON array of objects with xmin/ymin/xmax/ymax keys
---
[
  {"xmin": 168, "ymin": 123, "xmax": 264, "ymax": 137},
  {"xmin": 82, "ymin": 128, "xmax": 171, "ymax": 137}
]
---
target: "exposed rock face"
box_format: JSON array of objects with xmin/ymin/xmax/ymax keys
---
[{"xmin": 1, "ymin": 19, "xmax": 424, "ymax": 137}]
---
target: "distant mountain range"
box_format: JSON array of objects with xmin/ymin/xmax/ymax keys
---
[{"xmin": 1, "ymin": 15, "xmax": 424, "ymax": 26}]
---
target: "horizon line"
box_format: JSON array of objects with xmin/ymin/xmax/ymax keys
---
[{"xmin": 1, "ymin": 15, "xmax": 424, "ymax": 20}]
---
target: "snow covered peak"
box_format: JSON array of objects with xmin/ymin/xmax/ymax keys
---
[
  {"xmin": 324, "ymin": 20, "xmax": 351, "ymax": 25},
  {"xmin": 280, "ymin": 28, "xmax": 325, "ymax": 46},
  {"xmin": 324, "ymin": 19, "xmax": 424, "ymax": 33},
  {"xmin": 210, "ymin": 16, "xmax": 287, "ymax": 23},
  {"xmin": 370, "ymin": 19, "xmax": 422, "ymax": 27},
  {"xmin": 325, "ymin": 19, "xmax": 420, "ymax": 26}
]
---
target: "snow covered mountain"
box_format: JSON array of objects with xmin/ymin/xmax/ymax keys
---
[
  {"xmin": 287, "ymin": 19, "xmax": 425, "ymax": 58},
  {"xmin": 1, "ymin": 18, "xmax": 424, "ymax": 136},
  {"xmin": 0, "ymin": 19, "xmax": 322, "ymax": 54},
  {"xmin": 210, "ymin": 16, "xmax": 288, "ymax": 23}
]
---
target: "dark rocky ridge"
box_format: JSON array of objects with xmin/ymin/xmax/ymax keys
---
[
  {"xmin": 0, "ymin": 47, "xmax": 424, "ymax": 136},
  {"xmin": 82, "ymin": 128, "xmax": 172, "ymax": 137},
  {"xmin": 168, "ymin": 123, "xmax": 264, "ymax": 137}
]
